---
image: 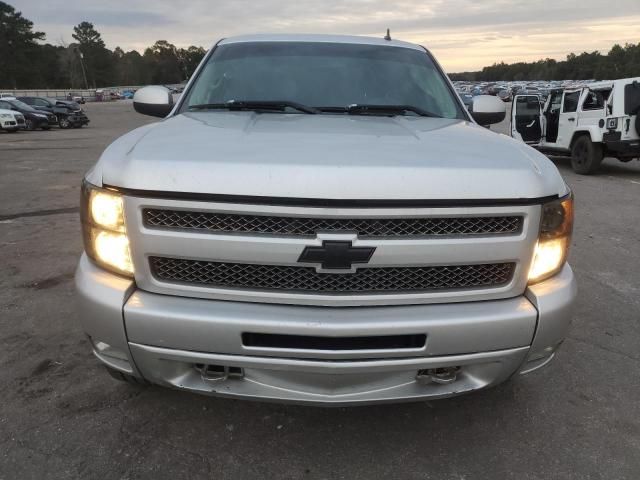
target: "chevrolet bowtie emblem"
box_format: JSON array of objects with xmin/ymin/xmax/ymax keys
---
[{"xmin": 298, "ymin": 240, "xmax": 375, "ymax": 270}]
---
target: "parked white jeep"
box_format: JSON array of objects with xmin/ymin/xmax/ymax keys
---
[{"xmin": 511, "ymin": 78, "xmax": 640, "ymax": 174}]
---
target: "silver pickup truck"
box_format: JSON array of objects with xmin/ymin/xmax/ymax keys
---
[{"xmin": 76, "ymin": 34, "xmax": 577, "ymax": 405}]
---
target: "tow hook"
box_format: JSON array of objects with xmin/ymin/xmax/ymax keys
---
[
  {"xmin": 196, "ymin": 364, "xmax": 244, "ymax": 382},
  {"xmin": 416, "ymin": 367, "xmax": 461, "ymax": 385}
]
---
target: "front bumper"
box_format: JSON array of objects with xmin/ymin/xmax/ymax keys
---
[
  {"xmin": 75, "ymin": 254, "xmax": 577, "ymax": 405},
  {"xmin": 1, "ymin": 118, "xmax": 20, "ymax": 130},
  {"xmin": 68, "ymin": 113, "xmax": 90, "ymax": 125}
]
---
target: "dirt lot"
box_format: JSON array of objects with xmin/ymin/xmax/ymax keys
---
[{"xmin": 1, "ymin": 102, "xmax": 639, "ymax": 479}]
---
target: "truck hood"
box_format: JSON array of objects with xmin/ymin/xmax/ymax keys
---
[{"xmin": 96, "ymin": 112, "xmax": 567, "ymax": 201}]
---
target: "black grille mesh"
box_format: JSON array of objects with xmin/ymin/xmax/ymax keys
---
[
  {"xmin": 143, "ymin": 209, "xmax": 523, "ymax": 238},
  {"xmin": 150, "ymin": 257, "xmax": 515, "ymax": 294}
]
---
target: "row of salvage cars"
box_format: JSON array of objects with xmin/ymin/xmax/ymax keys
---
[{"xmin": 0, "ymin": 96, "xmax": 89, "ymax": 133}]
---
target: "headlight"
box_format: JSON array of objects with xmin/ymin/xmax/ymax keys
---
[
  {"xmin": 81, "ymin": 181, "xmax": 133, "ymax": 277},
  {"xmin": 528, "ymin": 193, "xmax": 574, "ymax": 284}
]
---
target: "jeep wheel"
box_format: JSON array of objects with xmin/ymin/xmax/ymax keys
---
[
  {"xmin": 25, "ymin": 119, "xmax": 35, "ymax": 131},
  {"xmin": 58, "ymin": 117, "xmax": 71, "ymax": 129},
  {"xmin": 571, "ymin": 135, "xmax": 603, "ymax": 175}
]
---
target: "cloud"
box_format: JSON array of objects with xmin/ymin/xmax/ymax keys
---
[{"xmin": 10, "ymin": 0, "xmax": 640, "ymax": 71}]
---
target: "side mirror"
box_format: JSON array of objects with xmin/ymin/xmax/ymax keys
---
[
  {"xmin": 470, "ymin": 95, "xmax": 506, "ymax": 126},
  {"xmin": 133, "ymin": 86, "xmax": 174, "ymax": 118}
]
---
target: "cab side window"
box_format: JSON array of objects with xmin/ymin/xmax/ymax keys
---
[
  {"xmin": 581, "ymin": 91, "xmax": 604, "ymax": 111},
  {"xmin": 562, "ymin": 92, "xmax": 580, "ymax": 113}
]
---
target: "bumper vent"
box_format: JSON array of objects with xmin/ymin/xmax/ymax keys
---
[
  {"xmin": 150, "ymin": 257, "xmax": 515, "ymax": 294},
  {"xmin": 143, "ymin": 209, "xmax": 523, "ymax": 238}
]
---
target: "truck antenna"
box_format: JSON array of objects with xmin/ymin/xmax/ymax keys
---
[{"xmin": 384, "ymin": 29, "xmax": 391, "ymax": 41}]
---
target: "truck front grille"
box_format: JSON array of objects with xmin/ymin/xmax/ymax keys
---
[
  {"xmin": 143, "ymin": 209, "xmax": 523, "ymax": 238},
  {"xmin": 150, "ymin": 257, "xmax": 515, "ymax": 294}
]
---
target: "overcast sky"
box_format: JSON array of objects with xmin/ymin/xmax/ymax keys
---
[{"xmin": 11, "ymin": 0, "xmax": 640, "ymax": 71}]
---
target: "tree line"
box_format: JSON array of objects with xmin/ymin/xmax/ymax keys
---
[
  {"xmin": 0, "ymin": 1, "xmax": 206, "ymax": 89},
  {"xmin": 449, "ymin": 42, "xmax": 640, "ymax": 82},
  {"xmin": 2, "ymin": 1, "xmax": 639, "ymax": 89}
]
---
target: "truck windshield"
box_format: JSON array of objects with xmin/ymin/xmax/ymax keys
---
[{"xmin": 181, "ymin": 41, "xmax": 466, "ymax": 119}]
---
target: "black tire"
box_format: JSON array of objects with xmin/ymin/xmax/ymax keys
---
[
  {"xmin": 105, "ymin": 367, "xmax": 149, "ymax": 386},
  {"xmin": 7, "ymin": 129, "xmax": 18, "ymax": 133},
  {"xmin": 58, "ymin": 116, "xmax": 71, "ymax": 129},
  {"xmin": 571, "ymin": 135, "xmax": 603, "ymax": 175},
  {"xmin": 25, "ymin": 119, "xmax": 35, "ymax": 131}
]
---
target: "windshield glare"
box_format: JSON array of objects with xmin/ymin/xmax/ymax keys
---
[{"xmin": 182, "ymin": 42, "xmax": 465, "ymax": 119}]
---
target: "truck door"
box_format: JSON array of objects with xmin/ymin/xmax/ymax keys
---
[
  {"xmin": 556, "ymin": 89, "xmax": 582, "ymax": 149},
  {"xmin": 511, "ymin": 95, "xmax": 543, "ymax": 144}
]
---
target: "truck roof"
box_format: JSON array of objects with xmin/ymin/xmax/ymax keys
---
[{"xmin": 218, "ymin": 34, "xmax": 424, "ymax": 51}]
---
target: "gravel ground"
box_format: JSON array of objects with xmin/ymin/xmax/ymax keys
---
[{"xmin": 1, "ymin": 101, "xmax": 639, "ymax": 479}]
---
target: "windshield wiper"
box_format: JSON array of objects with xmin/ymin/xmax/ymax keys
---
[
  {"xmin": 188, "ymin": 100, "xmax": 320, "ymax": 114},
  {"xmin": 318, "ymin": 104, "xmax": 440, "ymax": 118}
]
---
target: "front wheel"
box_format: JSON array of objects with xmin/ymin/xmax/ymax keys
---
[
  {"xmin": 571, "ymin": 135, "xmax": 603, "ymax": 175},
  {"xmin": 58, "ymin": 117, "xmax": 71, "ymax": 129},
  {"xmin": 25, "ymin": 119, "xmax": 35, "ymax": 131}
]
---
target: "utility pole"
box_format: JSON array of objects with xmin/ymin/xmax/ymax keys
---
[{"xmin": 78, "ymin": 49, "xmax": 89, "ymax": 90}]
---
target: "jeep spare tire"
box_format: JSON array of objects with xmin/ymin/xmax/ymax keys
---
[{"xmin": 571, "ymin": 135, "xmax": 603, "ymax": 175}]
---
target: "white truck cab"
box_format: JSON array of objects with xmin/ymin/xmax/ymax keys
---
[{"xmin": 511, "ymin": 78, "xmax": 640, "ymax": 174}]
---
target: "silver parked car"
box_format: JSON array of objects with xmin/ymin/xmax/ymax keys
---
[{"xmin": 76, "ymin": 34, "xmax": 576, "ymax": 405}]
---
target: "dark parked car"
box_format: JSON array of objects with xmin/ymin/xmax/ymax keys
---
[
  {"xmin": 497, "ymin": 89, "xmax": 512, "ymax": 102},
  {"xmin": 0, "ymin": 98, "xmax": 56, "ymax": 130},
  {"xmin": 18, "ymin": 96, "xmax": 90, "ymax": 129}
]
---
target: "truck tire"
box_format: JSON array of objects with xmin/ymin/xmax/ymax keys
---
[
  {"xmin": 105, "ymin": 366, "xmax": 149, "ymax": 386},
  {"xmin": 571, "ymin": 135, "xmax": 603, "ymax": 175}
]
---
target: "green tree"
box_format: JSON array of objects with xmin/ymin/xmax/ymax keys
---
[
  {"xmin": 178, "ymin": 46, "xmax": 206, "ymax": 79},
  {"xmin": 0, "ymin": 1, "xmax": 45, "ymax": 88},
  {"xmin": 144, "ymin": 40, "xmax": 183, "ymax": 84},
  {"xmin": 72, "ymin": 21, "xmax": 114, "ymax": 87}
]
